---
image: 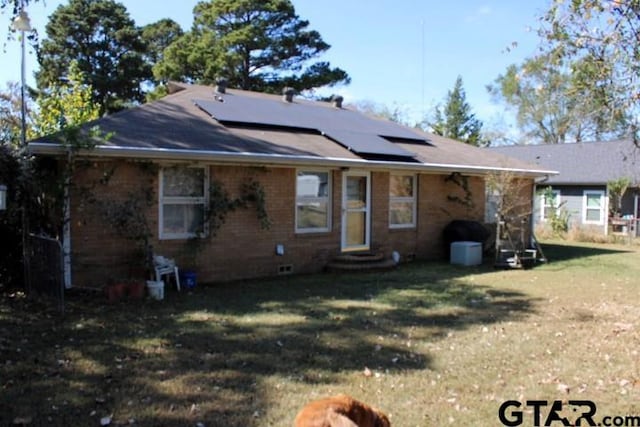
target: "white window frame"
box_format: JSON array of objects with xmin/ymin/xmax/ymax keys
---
[
  {"xmin": 389, "ymin": 173, "xmax": 417, "ymax": 229},
  {"xmin": 582, "ymin": 190, "xmax": 605, "ymax": 225},
  {"xmin": 159, "ymin": 165, "xmax": 209, "ymax": 240},
  {"xmin": 295, "ymin": 169, "xmax": 331, "ymax": 233},
  {"xmin": 540, "ymin": 189, "xmax": 560, "ymax": 221}
]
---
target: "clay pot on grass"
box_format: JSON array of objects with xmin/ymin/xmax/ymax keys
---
[
  {"xmin": 127, "ymin": 280, "xmax": 146, "ymax": 299},
  {"xmin": 105, "ymin": 281, "xmax": 127, "ymax": 303}
]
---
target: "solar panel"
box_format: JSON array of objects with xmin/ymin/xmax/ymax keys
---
[
  {"xmin": 194, "ymin": 94, "xmax": 427, "ymax": 159},
  {"xmin": 322, "ymin": 129, "xmax": 415, "ymax": 157}
]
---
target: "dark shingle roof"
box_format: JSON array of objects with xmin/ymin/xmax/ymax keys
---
[
  {"xmin": 30, "ymin": 82, "xmax": 553, "ymax": 176},
  {"xmin": 488, "ymin": 140, "xmax": 640, "ymax": 185}
]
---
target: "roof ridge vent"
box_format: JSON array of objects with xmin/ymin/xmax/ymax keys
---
[
  {"xmin": 282, "ymin": 87, "xmax": 295, "ymax": 103},
  {"xmin": 331, "ymin": 94, "xmax": 344, "ymax": 109},
  {"xmin": 215, "ymin": 77, "xmax": 228, "ymax": 94}
]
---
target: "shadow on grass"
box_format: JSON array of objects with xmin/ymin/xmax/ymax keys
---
[
  {"xmin": 0, "ymin": 261, "xmax": 538, "ymax": 426},
  {"xmin": 540, "ymin": 242, "xmax": 631, "ymax": 263}
]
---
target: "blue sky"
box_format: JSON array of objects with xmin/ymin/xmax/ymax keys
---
[{"xmin": 1, "ymin": 0, "xmax": 550, "ymax": 127}]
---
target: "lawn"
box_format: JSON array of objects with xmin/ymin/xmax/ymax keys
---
[{"xmin": 1, "ymin": 240, "xmax": 639, "ymax": 426}]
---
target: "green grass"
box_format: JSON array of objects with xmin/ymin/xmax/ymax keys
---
[{"xmin": 1, "ymin": 240, "xmax": 640, "ymax": 426}]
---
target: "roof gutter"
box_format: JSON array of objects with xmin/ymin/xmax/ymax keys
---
[{"xmin": 28, "ymin": 143, "xmax": 558, "ymax": 178}]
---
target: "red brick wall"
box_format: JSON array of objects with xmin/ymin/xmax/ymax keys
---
[
  {"xmin": 69, "ymin": 161, "xmax": 491, "ymax": 288},
  {"xmin": 70, "ymin": 160, "xmax": 158, "ymax": 286},
  {"xmin": 375, "ymin": 172, "xmax": 487, "ymax": 262},
  {"xmin": 162, "ymin": 166, "xmax": 343, "ymax": 282}
]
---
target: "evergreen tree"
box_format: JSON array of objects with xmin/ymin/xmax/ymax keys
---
[
  {"xmin": 35, "ymin": 0, "xmax": 151, "ymax": 115},
  {"xmin": 154, "ymin": 0, "xmax": 350, "ymax": 93},
  {"xmin": 141, "ymin": 18, "xmax": 184, "ymax": 79},
  {"xmin": 426, "ymin": 76, "xmax": 485, "ymax": 146},
  {"xmin": 141, "ymin": 18, "xmax": 184, "ymax": 100}
]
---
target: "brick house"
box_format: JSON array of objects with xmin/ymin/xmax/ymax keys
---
[{"xmin": 29, "ymin": 82, "xmax": 551, "ymax": 289}]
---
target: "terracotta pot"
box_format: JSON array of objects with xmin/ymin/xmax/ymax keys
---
[
  {"xmin": 127, "ymin": 280, "xmax": 146, "ymax": 299},
  {"xmin": 106, "ymin": 282, "xmax": 127, "ymax": 303}
]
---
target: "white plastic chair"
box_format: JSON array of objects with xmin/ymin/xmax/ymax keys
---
[{"xmin": 153, "ymin": 255, "xmax": 181, "ymax": 291}]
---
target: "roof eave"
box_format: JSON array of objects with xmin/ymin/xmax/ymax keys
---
[{"xmin": 28, "ymin": 143, "xmax": 557, "ymax": 178}]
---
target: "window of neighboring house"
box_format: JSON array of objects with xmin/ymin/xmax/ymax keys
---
[
  {"xmin": 540, "ymin": 190, "xmax": 560, "ymax": 221},
  {"xmin": 583, "ymin": 190, "xmax": 605, "ymax": 224},
  {"xmin": 485, "ymin": 190, "xmax": 501, "ymax": 223},
  {"xmin": 296, "ymin": 170, "xmax": 331, "ymax": 232},
  {"xmin": 389, "ymin": 174, "xmax": 416, "ymax": 228},
  {"xmin": 159, "ymin": 165, "xmax": 209, "ymax": 239}
]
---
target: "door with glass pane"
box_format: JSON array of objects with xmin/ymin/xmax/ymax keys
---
[{"xmin": 341, "ymin": 171, "xmax": 370, "ymax": 251}]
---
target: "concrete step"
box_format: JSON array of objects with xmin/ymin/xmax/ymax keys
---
[{"xmin": 326, "ymin": 252, "xmax": 397, "ymax": 272}]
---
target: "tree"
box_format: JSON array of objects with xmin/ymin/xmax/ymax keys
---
[
  {"xmin": 141, "ymin": 18, "xmax": 184, "ymax": 79},
  {"xmin": 154, "ymin": 0, "xmax": 350, "ymax": 93},
  {"xmin": 140, "ymin": 18, "xmax": 184, "ymax": 100},
  {"xmin": 0, "ymin": 140, "xmax": 23, "ymax": 287},
  {"xmin": 607, "ymin": 177, "xmax": 631, "ymax": 217},
  {"xmin": 537, "ymin": 0, "xmax": 639, "ymax": 141},
  {"xmin": 425, "ymin": 76, "xmax": 486, "ymax": 146},
  {"xmin": 32, "ymin": 61, "xmax": 100, "ymax": 137},
  {"xmin": 488, "ymin": 54, "xmax": 629, "ymax": 144},
  {"xmin": 1, "ymin": 0, "xmax": 36, "ymax": 18},
  {"xmin": 0, "ymin": 82, "xmax": 31, "ymax": 148},
  {"xmin": 350, "ymin": 100, "xmax": 412, "ymax": 126},
  {"xmin": 486, "ymin": 170, "xmax": 532, "ymax": 222},
  {"xmin": 35, "ymin": 0, "xmax": 151, "ymax": 115},
  {"xmin": 31, "ymin": 63, "xmax": 103, "ymax": 286}
]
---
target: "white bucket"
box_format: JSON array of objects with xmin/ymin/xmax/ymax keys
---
[{"xmin": 146, "ymin": 280, "xmax": 164, "ymax": 300}]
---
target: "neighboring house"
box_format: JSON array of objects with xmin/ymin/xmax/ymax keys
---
[
  {"xmin": 489, "ymin": 140, "xmax": 640, "ymax": 236},
  {"xmin": 29, "ymin": 82, "xmax": 551, "ymax": 289}
]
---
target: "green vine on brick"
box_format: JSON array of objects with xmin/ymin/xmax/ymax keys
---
[
  {"xmin": 445, "ymin": 172, "xmax": 475, "ymax": 210},
  {"xmin": 80, "ymin": 161, "xmax": 157, "ymax": 273},
  {"xmin": 241, "ymin": 178, "xmax": 272, "ymax": 230},
  {"xmin": 205, "ymin": 177, "xmax": 271, "ymax": 235},
  {"xmin": 81, "ymin": 163, "xmax": 271, "ymax": 274}
]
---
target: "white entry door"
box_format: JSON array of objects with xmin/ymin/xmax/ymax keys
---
[{"xmin": 341, "ymin": 171, "xmax": 371, "ymax": 252}]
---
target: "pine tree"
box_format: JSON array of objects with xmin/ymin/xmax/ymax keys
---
[
  {"xmin": 36, "ymin": 0, "xmax": 151, "ymax": 115},
  {"xmin": 427, "ymin": 76, "xmax": 485, "ymax": 146},
  {"xmin": 154, "ymin": 0, "xmax": 350, "ymax": 93}
]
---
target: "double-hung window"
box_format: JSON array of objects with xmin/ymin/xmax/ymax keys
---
[
  {"xmin": 296, "ymin": 170, "xmax": 330, "ymax": 232},
  {"xmin": 583, "ymin": 190, "xmax": 605, "ymax": 224},
  {"xmin": 159, "ymin": 166, "xmax": 209, "ymax": 239},
  {"xmin": 389, "ymin": 174, "xmax": 416, "ymax": 228},
  {"xmin": 541, "ymin": 190, "xmax": 560, "ymax": 221}
]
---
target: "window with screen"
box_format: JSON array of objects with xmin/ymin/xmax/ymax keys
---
[
  {"xmin": 159, "ymin": 166, "xmax": 208, "ymax": 239},
  {"xmin": 583, "ymin": 190, "xmax": 605, "ymax": 224},
  {"xmin": 296, "ymin": 170, "xmax": 330, "ymax": 232},
  {"xmin": 389, "ymin": 174, "xmax": 416, "ymax": 228}
]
